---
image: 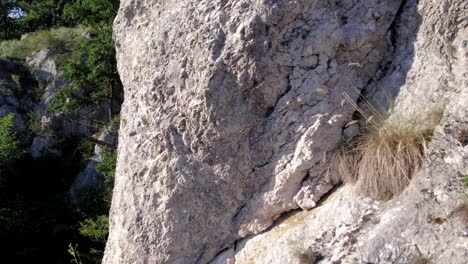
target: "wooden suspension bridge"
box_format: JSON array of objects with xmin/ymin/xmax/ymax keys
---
[{"xmin": 68, "ymin": 115, "xmax": 119, "ymax": 150}]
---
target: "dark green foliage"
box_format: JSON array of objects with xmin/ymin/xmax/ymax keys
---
[
  {"xmin": 96, "ymin": 149, "xmax": 117, "ymax": 185},
  {"xmin": 48, "ymin": 83, "xmax": 85, "ymax": 113},
  {"xmin": 63, "ymin": 0, "xmax": 117, "ymax": 29},
  {"xmin": 16, "ymin": 0, "xmax": 76, "ymax": 32},
  {"xmin": 75, "ymin": 184, "xmax": 111, "ymax": 217},
  {"xmin": 77, "ymin": 215, "xmax": 109, "ymax": 262},
  {"xmin": 0, "ymin": 1, "xmax": 120, "ymax": 263},
  {"xmin": 52, "ymin": 27, "xmax": 122, "ymax": 115},
  {"xmin": 73, "ymin": 148, "xmax": 116, "ymax": 263},
  {"xmin": 72, "ymin": 150, "xmax": 116, "ymax": 263},
  {"xmin": 79, "ymin": 215, "xmax": 109, "ymax": 242},
  {"xmin": 0, "ymin": 0, "xmax": 21, "ymax": 40},
  {"xmin": 26, "ymin": 111, "xmax": 54, "ymax": 137},
  {"xmin": 73, "ymin": 183, "xmax": 112, "ymax": 263},
  {"xmin": 0, "ymin": 113, "xmax": 19, "ymax": 165},
  {"xmin": 50, "ymin": 0, "xmax": 122, "ymax": 115},
  {"xmin": 0, "ymin": 138, "xmax": 91, "ymax": 263}
]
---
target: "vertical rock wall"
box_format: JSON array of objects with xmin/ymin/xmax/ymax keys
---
[{"xmin": 105, "ymin": 1, "xmax": 404, "ymax": 263}]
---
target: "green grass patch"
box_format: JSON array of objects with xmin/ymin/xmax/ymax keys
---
[{"xmin": 0, "ymin": 27, "xmax": 89, "ymax": 59}]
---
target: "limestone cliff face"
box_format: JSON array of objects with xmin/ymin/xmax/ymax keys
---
[{"xmin": 104, "ymin": 0, "xmax": 467, "ymax": 263}]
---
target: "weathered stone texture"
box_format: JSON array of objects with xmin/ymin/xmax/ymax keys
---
[
  {"xmin": 105, "ymin": 0, "xmax": 404, "ymax": 263},
  {"xmin": 103, "ymin": 0, "xmax": 466, "ymax": 264},
  {"xmin": 215, "ymin": 0, "xmax": 468, "ymax": 263}
]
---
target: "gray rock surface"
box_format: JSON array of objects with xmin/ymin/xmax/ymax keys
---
[
  {"xmin": 105, "ymin": 0, "xmax": 405, "ymax": 263},
  {"xmin": 214, "ymin": 0, "xmax": 468, "ymax": 263},
  {"xmin": 343, "ymin": 123, "xmax": 359, "ymax": 139},
  {"xmin": 26, "ymin": 49, "xmax": 58, "ymax": 83},
  {"xmin": 29, "ymin": 136, "xmax": 61, "ymax": 158},
  {"xmin": 222, "ymin": 86, "xmax": 468, "ymax": 264}
]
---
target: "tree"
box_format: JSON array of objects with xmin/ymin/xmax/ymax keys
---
[
  {"xmin": 52, "ymin": 0, "xmax": 122, "ymax": 118},
  {"xmin": 16, "ymin": 0, "xmax": 75, "ymax": 32},
  {"xmin": 0, "ymin": 0, "xmax": 20, "ymax": 40},
  {"xmin": 63, "ymin": 0, "xmax": 117, "ymax": 30}
]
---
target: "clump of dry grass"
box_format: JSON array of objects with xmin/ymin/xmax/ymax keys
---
[
  {"xmin": 407, "ymin": 257, "xmax": 432, "ymax": 264},
  {"xmin": 452, "ymin": 203, "xmax": 468, "ymax": 222},
  {"xmin": 331, "ymin": 93, "xmax": 441, "ymax": 199},
  {"xmin": 291, "ymin": 246, "xmax": 323, "ymax": 264}
]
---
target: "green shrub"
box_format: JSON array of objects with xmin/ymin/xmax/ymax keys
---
[
  {"xmin": 79, "ymin": 215, "xmax": 109, "ymax": 242},
  {"xmin": 26, "ymin": 112, "xmax": 43, "ymax": 135},
  {"xmin": 96, "ymin": 149, "xmax": 117, "ymax": 186},
  {"xmin": 26, "ymin": 112, "xmax": 55, "ymax": 137},
  {"xmin": 0, "ymin": 113, "xmax": 19, "ymax": 165},
  {"xmin": 0, "ymin": 26, "xmax": 88, "ymax": 59},
  {"xmin": 77, "ymin": 139, "xmax": 95, "ymax": 161},
  {"xmin": 47, "ymin": 83, "xmax": 85, "ymax": 113}
]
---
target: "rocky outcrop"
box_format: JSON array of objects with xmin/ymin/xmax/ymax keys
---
[
  {"xmin": 105, "ymin": 0, "xmax": 411, "ymax": 263},
  {"xmin": 105, "ymin": 0, "xmax": 467, "ymax": 263},
  {"xmin": 0, "ymin": 58, "xmax": 36, "ymax": 139},
  {"xmin": 214, "ymin": 0, "xmax": 468, "ymax": 263},
  {"xmin": 219, "ymin": 91, "xmax": 468, "ymax": 264},
  {"xmin": 214, "ymin": 87, "xmax": 468, "ymax": 264}
]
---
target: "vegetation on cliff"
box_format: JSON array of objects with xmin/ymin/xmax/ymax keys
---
[
  {"xmin": 0, "ymin": 113, "xmax": 19, "ymax": 164},
  {"xmin": 0, "ymin": 0, "xmax": 120, "ymax": 263}
]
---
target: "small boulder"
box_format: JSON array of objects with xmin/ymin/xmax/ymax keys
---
[
  {"xmin": 21, "ymin": 32, "xmax": 37, "ymax": 40},
  {"xmin": 82, "ymin": 32, "xmax": 97, "ymax": 40},
  {"xmin": 26, "ymin": 49, "xmax": 58, "ymax": 83},
  {"xmin": 343, "ymin": 123, "xmax": 360, "ymax": 139}
]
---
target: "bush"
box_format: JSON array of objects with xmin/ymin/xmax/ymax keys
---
[
  {"xmin": 47, "ymin": 83, "xmax": 85, "ymax": 113},
  {"xmin": 95, "ymin": 149, "xmax": 117, "ymax": 186},
  {"xmin": 0, "ymin": 26, "xmax": 88, "ymax": 59},
  {"xmin": 0, "ymin": 113, "xmax": 19, "ymax": 165},
  {"xmin": 332, "ymin": 94, "xmax": 441, "ymax": 199},
  {"xmin": 26, "ymin": 111, "xmax": 55, "ymax": 137},
  {"xmin": 79, "ymin": 215, "xmax": 109, "ymax": 242}
]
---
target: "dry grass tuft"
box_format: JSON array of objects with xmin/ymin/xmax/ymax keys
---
[
  {"xmin": 452, "ymin": 203, "xmax": 468, "ymax": 222},
  {"xmin": 458, "ymin": 129, "xmax": 468, "ymax": 146},
  {"xmin": 332, "ymin": 93, "xmax": 441, "ymax": 199},
  {"xmin": 293, "ymin": 248, "xmax": 323, "ymax": 264},
  {"xmin": 289, "ymin": 242, "xmax": 323, "ymax": 264},
  {"xmin": 407, "ymin": 257, "xmax": 431, "ymax": 264}
]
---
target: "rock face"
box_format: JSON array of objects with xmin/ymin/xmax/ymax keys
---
[
  {"xmin": 214, "ymin": 0, "xmax": 468, "ymax": 263},
  {"xmin": 105, "ymin": 0, "xmax": 467, "ymax": 263}
]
